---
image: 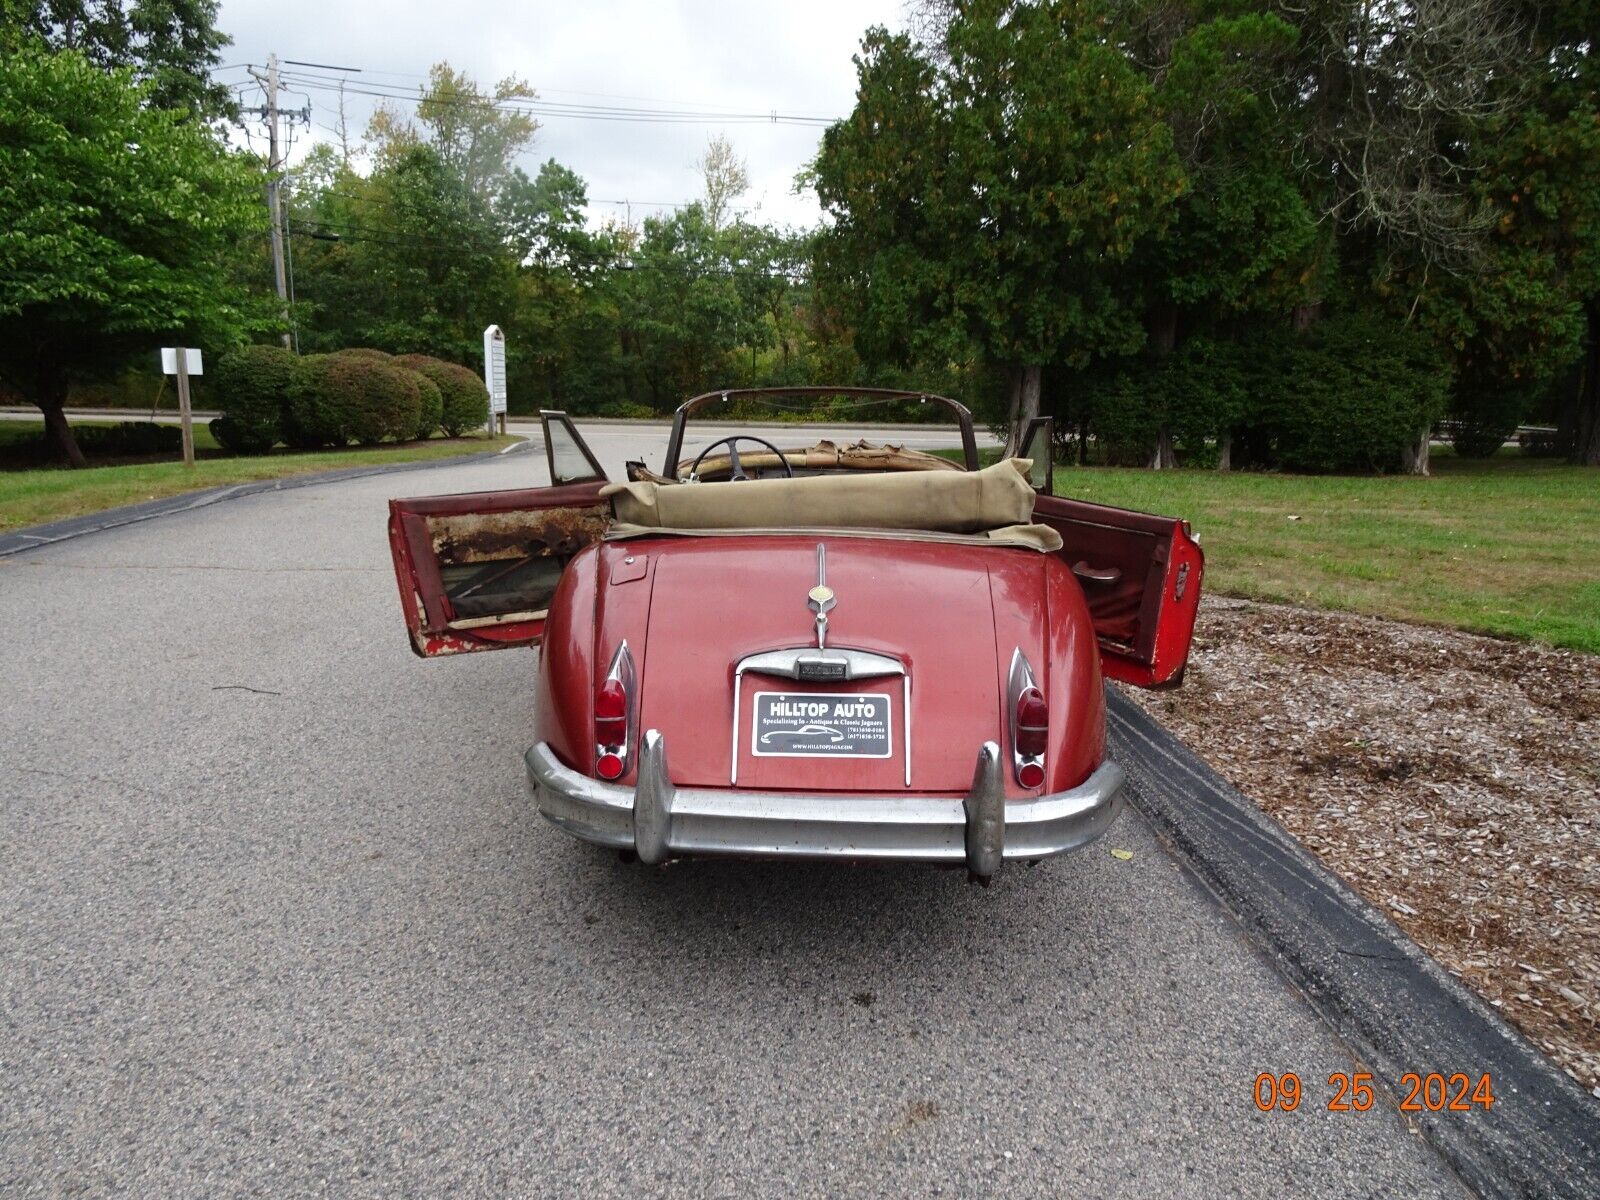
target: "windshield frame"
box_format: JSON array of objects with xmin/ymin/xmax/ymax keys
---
[{"xmin": 662, "ymin": 387, "xmax": 981, "ymax": 478}]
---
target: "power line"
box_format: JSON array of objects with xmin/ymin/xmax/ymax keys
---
[{"xmin": 267, "ymin": 67, "xmax": 838, "ymax": 127}]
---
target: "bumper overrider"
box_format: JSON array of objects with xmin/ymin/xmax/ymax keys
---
[{"xmin": 524, "ymin": 731, "xmax": 1126, "ymax": 878}]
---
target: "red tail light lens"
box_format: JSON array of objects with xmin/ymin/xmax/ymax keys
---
[
  {"xmin": 1015, "ymin": 686, "xmax": 1048, "ymax": 757},
  {"xmin": 595, "ymin": 752, "xmax": 625, "ymax": 781},
  {"xmin": 595, "ymin": 678, "xmax": 627, "ymax": 746},
  {"xmin": 1017, "ymin": 760, "xmax": 1046, "ymax": 789}
]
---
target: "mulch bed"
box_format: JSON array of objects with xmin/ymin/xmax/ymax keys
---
[{"xmin": 1125, "ymin": 597, "xmax": 1600, "ymax": 1096}]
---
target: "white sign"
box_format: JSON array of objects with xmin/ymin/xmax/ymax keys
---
[
  {"xmin": 482, "ymin": 325, "xmax": 507, "ymax": 415},
  {"xmin": 160, "ymin": 347, "xmax": 203, "ymax": 375}
]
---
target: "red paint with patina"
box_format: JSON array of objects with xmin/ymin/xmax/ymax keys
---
[{"xmin": 528, "ymin": 536, "xmax": 1105, "ymax": 799}]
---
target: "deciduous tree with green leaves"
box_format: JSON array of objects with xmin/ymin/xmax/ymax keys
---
[
  {"xmin": 3, "ymin": 0, "xmax": 236, "ymax": 121},
  {"xmin": 0, "ymin": 46, "xmax": 264, "ymax": 465}
]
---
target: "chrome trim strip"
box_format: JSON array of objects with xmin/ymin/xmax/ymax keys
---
[
  {"xmin": 730, "ymin": 668, "xmax": 743, "ymax": 786},
  {"xmin": 526, "ymin": 736, "xmax": 1125, "ymax": 876},
  {"xmin": 902, "ymin": 675, "xmax": 912, "ymax": 788}
]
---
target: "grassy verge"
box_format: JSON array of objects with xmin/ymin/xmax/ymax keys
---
[
  {"xmin": 0, "ymin": 423, "xmax": 520, "ymax": 533},
  {"xmin": 1043, "ymin": 453, "xmax": 1597, "ymax": 653},
  {"xmin": 936, "ymin": 446, "xmax": 1597, "ymax": 652}
]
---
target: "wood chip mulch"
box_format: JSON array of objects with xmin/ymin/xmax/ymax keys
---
[{"xmin": 1125, "ymin": 598, "xmax": 1600, "ymax": 1096}]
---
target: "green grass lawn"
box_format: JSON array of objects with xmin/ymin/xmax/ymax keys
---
[
  {"xmin": 1036, "ymin": 452, "xmax": 1599, "ymax": 654},
  {"xmin": 0, "ymin": 421, "xmax": 519, "ymax": 534}
]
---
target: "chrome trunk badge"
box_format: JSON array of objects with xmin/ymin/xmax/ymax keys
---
[{"xmin": 807, "ymin": 543, "xmax": 836, "ymax": 649}]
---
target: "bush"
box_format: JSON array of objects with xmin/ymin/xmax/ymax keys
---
[
  {"xmin": 407, "ymin": 370, "xmax": 444, "ymax": 440},
  {"xmin": 284, "ymin": 354, "xmax": 346, "ymax": 448},
  {"xmin": 395, "ymin": 354, "xmax": 489, "ymax": 436},
  {"xmin": 73, "ymin": 421, "xmax": 182, "ymax": 456},
  {"xmin": 1450, "ymin": 372, "xmax": 1533, "ymax": 459},
  {"xmin": 1076, "ymin": 337, "xmax": 1250, "ymax": 466},
  {"xmin": 1253, "ymin": 313, "xmax": 1450, "ymax": 473},
  {"xmin": 212, "ymin": 344, "xmax": 297, "ymax": 454},
  {"xmin": 289, "ymin": 353, "xmax": 422, "ymax": 446}
]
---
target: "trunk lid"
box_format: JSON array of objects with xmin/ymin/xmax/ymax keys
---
[{"xmin": 633, "ymin": 536, "xmax": 1025, "ymax": 792}]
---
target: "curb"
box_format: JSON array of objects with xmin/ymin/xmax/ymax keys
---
[
  {"xmin": 0, "ymin": 440, "xmax": 536, "ymax": 559},
  {"xmin": 1105, "ymin": 687, "xmax": 1600, "ymax": 1200}
]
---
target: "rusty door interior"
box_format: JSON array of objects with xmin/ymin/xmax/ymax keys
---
[
  {"xmin": 1031, "ymin": 495, "xmax": 1204, "ymax": 687},
  {"xmin": 388, "ymin": 480, "xmax": 610, "ymax": 657}
]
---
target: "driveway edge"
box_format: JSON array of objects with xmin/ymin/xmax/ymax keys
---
[
  {"xmin": 1106, "ymin": 688, "xmax": 1599, "ymax": 1200},
  {"xmin": 0, "ymin": 441, "xmax": 535, "ymax": 558}
]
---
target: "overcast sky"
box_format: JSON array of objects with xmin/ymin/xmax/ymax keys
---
[{"xmin": 215, "ymin": 0, "xmax": 908, "ymax": 229}]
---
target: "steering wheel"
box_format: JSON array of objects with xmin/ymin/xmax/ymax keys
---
[{"xmin": 686, "ymin": 435, "xmax": 795, "ymax": 482}]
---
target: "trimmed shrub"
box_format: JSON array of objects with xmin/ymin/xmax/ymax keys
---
[
  {"xmin": 288, "ymin": 353, "xmax": 423, "ymax": 446},
  {"xmin": 284, "ymin": 354, "xmax": 347, "ymax": 448},
  {"xmin": 395, "ymin": 354, "xmax": 489, "ymax": 436},
  {"xmin": 337, "ymin": 348, "xmax": 394, "ymax": 361},
  {"xmin": 211, "ymin": 344, "xmax": 297, "ymax": 454},
  {"xmin": 407, "ymin": 371, "xmax": 444, "ymax": 440}
]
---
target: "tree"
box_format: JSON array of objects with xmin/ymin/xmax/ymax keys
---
[
  {"xmin": 0, "ymin": 47, "xmax": 264, "ymax": 465},
  {"xmin": 814, "ymin": 1, "xmax": 1185, "ymax": 453},
  {"xmin": 4, "ymin": 0, "xmax": 236, "ymax": 120},
  {"xmin": 367, "ymin": 63, "xmax": 539, "ymax": 202},
  {"xmin": 697, "ymin": 134, "xmax": 750, "ymax": 232},
  {"xmin": 1120, "ymin": 3, "xmax": 1323, "ymax": 467}
]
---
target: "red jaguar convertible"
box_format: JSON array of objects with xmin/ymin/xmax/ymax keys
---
[{"xmin": 386, "ymin": 388, "xmax": 1202, "ymax": 879}]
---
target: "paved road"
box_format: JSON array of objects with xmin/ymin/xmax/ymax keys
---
[{"xmin": 0, "ymin": 433, "xmax": 1465, "ymax": 1197}]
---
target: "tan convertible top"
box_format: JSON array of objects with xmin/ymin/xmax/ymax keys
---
[{"xmin": 600, "ymin": 457, "xmax": 1062, "ymax": 551}]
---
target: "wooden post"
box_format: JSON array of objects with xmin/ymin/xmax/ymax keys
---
[{"xmin": 175, "ymin": 348, "xmax": 195, "ymax": 467}]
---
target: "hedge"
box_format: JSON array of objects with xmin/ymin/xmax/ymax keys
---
[
  {"xmin": 288, "ymin": 352, "xmax": 423, "ymax": 446},
  {"xmin": 394, "ymin": 354, "xmax": 490, "ymax": 436},
  {"xmin": 210, "ymin": 344, "xmax": 297, "ymax": 454}
]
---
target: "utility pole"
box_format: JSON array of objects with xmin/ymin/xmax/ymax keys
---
[
  {"xmin": 248, "ymin": 55, "xmax": 291, "ymax": 348},
  {"xmin": 264, "ymin": 55, "xmax": 290, "ymax": 348}
]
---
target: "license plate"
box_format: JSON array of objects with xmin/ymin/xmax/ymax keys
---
[{"xmin": 750, "ymin": 691, "xmax": 893, "ymax": 758}]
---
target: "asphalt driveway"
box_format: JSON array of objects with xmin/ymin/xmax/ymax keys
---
[{"xmin": 0, "ymin": 437, "xmax": 1468, "ymax": 1197}]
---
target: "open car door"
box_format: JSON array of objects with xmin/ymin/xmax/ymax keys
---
[
  {"xmin": 1032, "ymin": 493, "xmax": 1204, "ymax": 688},
  {"xmin": 386, "ymin": 413, "xmax": 610, "ymax": 657}
]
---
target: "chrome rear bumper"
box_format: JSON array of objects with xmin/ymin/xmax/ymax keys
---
[{"xmin": 524, "ymin": 731, "xmax": 1125, "ymax": 878}]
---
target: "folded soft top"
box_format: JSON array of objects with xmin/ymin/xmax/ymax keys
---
[{"xmin": 601, "ymin": 457, "xmax": 1041, "ymax": 537}]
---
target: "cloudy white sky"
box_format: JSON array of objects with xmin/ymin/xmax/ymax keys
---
[{"xmin": 215, "ymin": 0, "xmax": 909, "ymax": 229}]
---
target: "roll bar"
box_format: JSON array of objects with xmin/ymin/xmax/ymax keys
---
[{"xmin": 663, "ymin": 387, "xmax": 981, "ymax": 476}]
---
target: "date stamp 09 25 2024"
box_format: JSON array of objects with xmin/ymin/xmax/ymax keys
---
[{"xmin": 1254, "ymin": 1072, "xmax": 1495, "ymax": 1114}]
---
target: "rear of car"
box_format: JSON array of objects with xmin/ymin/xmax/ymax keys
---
[{"xmin": 385, "ymin": 402, "xmax": 1202, "ymax": 879}]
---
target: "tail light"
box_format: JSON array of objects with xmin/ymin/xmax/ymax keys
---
[
  {"xmin": 1015, "ymin": 686, "xmax": 1048, "ymax": 756},
  {"xmin": 1008, "ymin": 649, "xmax": 1048, "ymax": 789},
  {"xmin": 594, "ymin": 679, "xmax": 627, "ymax": 745},
  {"xmin": 594, "ymin": 641, "xmax": 635, "ymax": 781}
]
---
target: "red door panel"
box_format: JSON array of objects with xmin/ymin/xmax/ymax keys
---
[
  {"xmin": 387, "ymin": 481, "xmax": 609, "ymax": 657},
  {"xmin": 1032, "ymin": 495, "xmax": 1204, "ymax": 688}
]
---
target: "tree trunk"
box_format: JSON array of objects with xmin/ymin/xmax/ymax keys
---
[
  {"xmin": 35, "ymin": 364, "xmax": 87, "ymax": 469},
  {"xmin": 1400, "ymin": 425, "xmax": 1431, "ymax": 476},
  {"xmin": 1292, "ymin": 300, "xmax": 1323, "ymax": 333},
  {"xmin": 1570, "ymin": 298, "xmax": 1599, "ymax": 467},
  {"xmin": 1148, "ymin": 426, "xmax": 1178, "ymax": 470},
  {"xmin": 1217, "ymin": 431, "xmax": 1232, "ymax": 472},
  {"xmin": 1003, "ymin": 363, "xmax": 1041, "ymax": 457},
  {"xmin": 1147, "ymin": 305, "xmax": 1178, "ymax": 469}
]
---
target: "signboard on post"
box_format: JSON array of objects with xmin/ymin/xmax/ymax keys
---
[
  {"xmin": 159, "ymin": 347, "xmax": 203, "ymax": 467},
  {"xmin": 482, "ymin": 325, "xmax": 507, "ymax": 434}
]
